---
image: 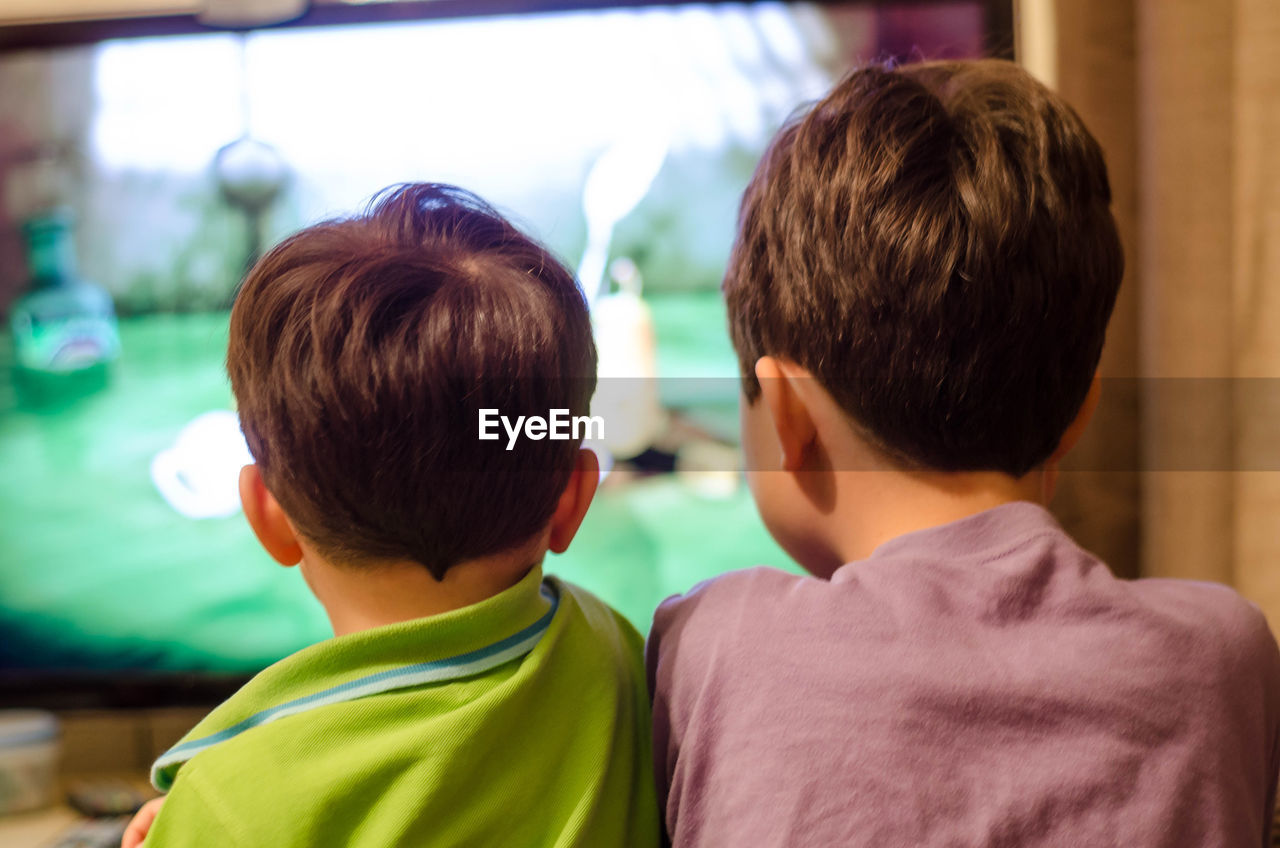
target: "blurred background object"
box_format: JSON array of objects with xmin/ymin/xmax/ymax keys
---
[
  {"xmin": 0, "ymin": 711, "xmax": 60, "ymax": 815},
  {"xmin": 9, "ymin": 208, "xmax": 119, "ymax": 406},
  {"xmin": 199, "ymin": 0, "xmax": 307, "ymax": 27},
  {"xmin": 212, "ymin": 33, "xmax": 288, "ymax": 271}
]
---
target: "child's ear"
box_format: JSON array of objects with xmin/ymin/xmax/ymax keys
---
[
  {"xmin": 547, "ymin": 448, "xmax": 600, "ymax": 554},
  {"xmin": 239, "ymin": 464, "xmax": 304, "ymax": 567},
  {"xmin": 755, "ymin": 356, "xmax": 819, "ymax": 473}
]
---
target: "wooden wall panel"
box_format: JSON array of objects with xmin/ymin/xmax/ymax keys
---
[
  {"xmin": 1232, "ymin": 0, "xmax": 1280, "ymax": 620},
  {"xmin": 1042, "ymin": 0, "xmax": 1141, "ymax": 577},
  {"xmin": 1136, "ymin": 0, "xmax": 1235, "ymax": 584}
]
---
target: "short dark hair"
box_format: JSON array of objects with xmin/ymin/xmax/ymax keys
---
[
  {"xmin": 227, "ymin": 183, "xmax": 596, "ymax": 580},
  {"xmin": 725, "ymin": 59, "xmax": 1122, "ymax": 476}
]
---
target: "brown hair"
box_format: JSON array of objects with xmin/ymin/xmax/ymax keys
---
[
  {"xmin": 227, "ymin": 183, "xmax": 596, "ymax": 579},
  {"xmin": 725, "ymin": 59, "xmax": 1122, "ymax": 476}
]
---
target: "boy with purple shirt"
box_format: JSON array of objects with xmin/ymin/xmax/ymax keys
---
[{"xmin": 647, "ymin": 59, "xmax": 1280, "ymax": 846}]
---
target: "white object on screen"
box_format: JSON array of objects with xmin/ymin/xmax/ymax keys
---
[
  {"xmin": 150, "ymin": 410, "xmax": 253, "ymax": 520},
  {"xmin": 577, "ymin": 128, "xmax": 670, "ymax": 304}
]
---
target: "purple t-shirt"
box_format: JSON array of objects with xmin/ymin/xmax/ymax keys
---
[{"xmin": 648, "ymin": 502, "xmax": 1280, "ymax": 846}]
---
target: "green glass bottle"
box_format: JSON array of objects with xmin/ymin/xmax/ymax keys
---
[{"xmin": 9, "ymin": 210, "xmax": 120, "ymax": 406}]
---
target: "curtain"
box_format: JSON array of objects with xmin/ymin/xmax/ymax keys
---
[{"xmin": 1028, "ymin": 0, "xmax": 1280, "ymax": 625}]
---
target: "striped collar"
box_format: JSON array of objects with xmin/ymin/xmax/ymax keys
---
[{"xmin": 153, "ymin": 569, "xmax": 558, "ymax": 791}]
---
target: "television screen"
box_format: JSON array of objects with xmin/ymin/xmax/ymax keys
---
[{"xmin": 0, "ymin": 1, "xmax": 995, "ymax": 690}]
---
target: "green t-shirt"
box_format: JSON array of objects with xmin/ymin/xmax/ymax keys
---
[{"xmin": 144, "ymin": 567, "xmax": 659, "ymax": 847}]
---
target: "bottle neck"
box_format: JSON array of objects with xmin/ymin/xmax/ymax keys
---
[{"xmin": 23, "ymin": 215, "xmax": 77, "ymax": 288}]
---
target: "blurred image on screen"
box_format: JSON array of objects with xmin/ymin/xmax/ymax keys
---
[{"xmin": 0, "ymin": 2, "xmax": 988, "ymax": 681}]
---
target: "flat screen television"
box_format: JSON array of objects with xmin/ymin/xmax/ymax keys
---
[{"xmin": 0, "ymin": 0, "xmax": 1010, "ymax": 707}]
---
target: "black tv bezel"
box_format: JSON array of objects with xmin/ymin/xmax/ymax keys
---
[
  {"xmin": 0, "ymin": 0, "xmax": 1013, "ymax": 709},
  {"xmin": 0, "ymin": 0, "xmax": 1014, "ymax": 58},
  {"xmin": 0, "ymin": 669, "xmax": 251, "ymax": 710}
]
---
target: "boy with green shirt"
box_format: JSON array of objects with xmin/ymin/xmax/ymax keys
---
[{"xmin": 124, "ymin": 183, "xmax": 659, "ymax": 847}]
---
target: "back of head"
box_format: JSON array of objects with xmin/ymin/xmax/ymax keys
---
[
  {"xmin": 227, "ymin": 183, "xmax": 596, "ymax": 579},
  {"xmin": 725, "ymin": 59, "xmax": 1123, "ymax": 475}
]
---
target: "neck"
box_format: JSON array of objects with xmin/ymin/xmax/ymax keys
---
[
  {"xmin": 850, "ymin": 468, "xmax": 1042, "ymax": 560},
  {"xmin": 797, "ymin": 467, "xmax": 1044, "ymax": 575},
  {"xmin": 297, "ymin": 536, "xmax": 547, "ymax": 637}
]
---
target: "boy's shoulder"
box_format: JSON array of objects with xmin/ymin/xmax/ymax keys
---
[
  {"xmin": 159, "ymin": 574, "xmax": 646, "ymax": 775},
  {"xmin": 648, "ymin": 506, "xmax": 1280, "ymax": 692},
  {"xmin": 1126, "ymin": 574, "xmax": 1280, "ymax": 676},
  {"xmin": 647, "ymin": 565, "xmax": 813, "ymax": 670},
  {"xmin": 653, "ymin": 565, "xmax": 803, "ymax": 626},
  {"xmin": 647, "ymin": 507, "xmax": 1280, "ymax": 844},
  {"xmin": 146, "ymin": 573, "xmax": 658, "ymax": 847},
  {"xmin": 551, "ymin": 574, "xmax": 646, "ymax": 658}
]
